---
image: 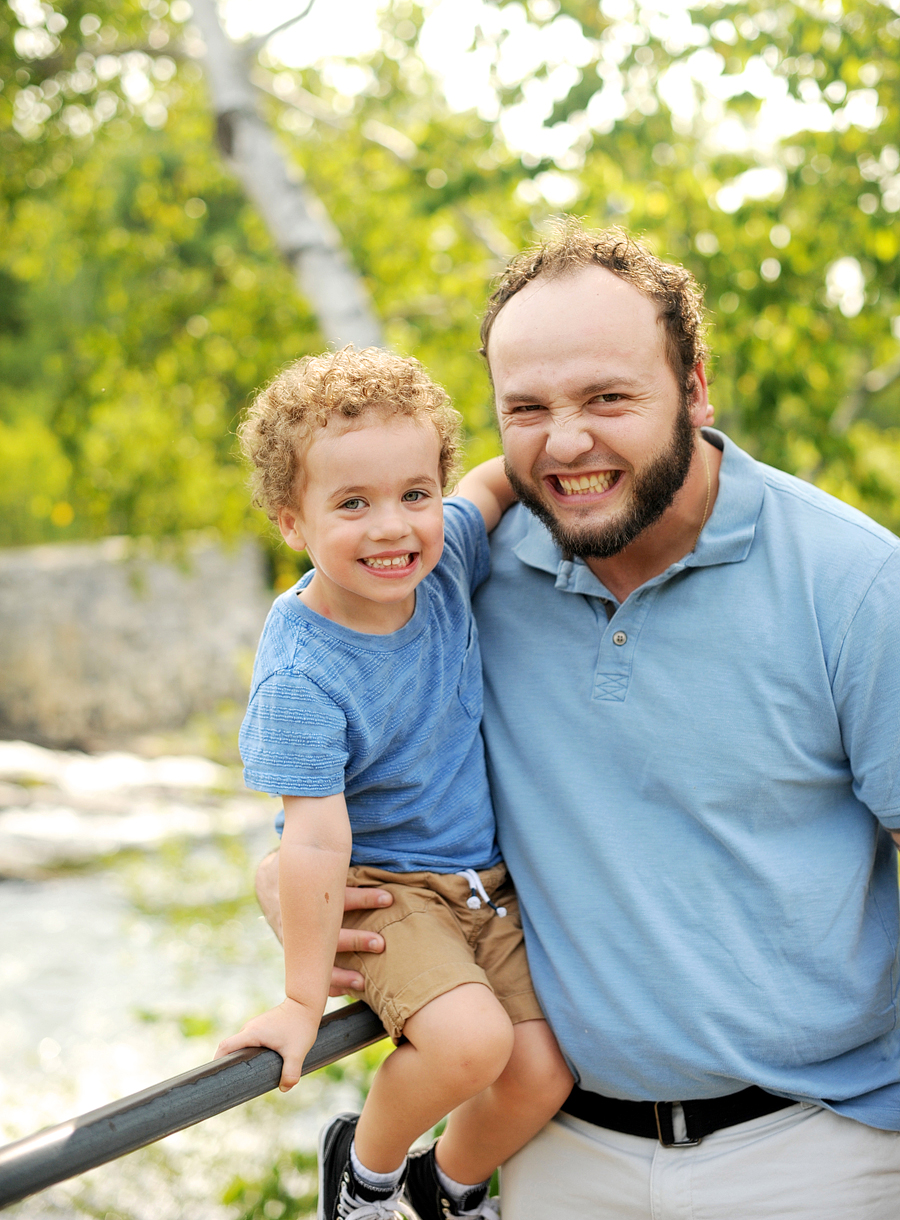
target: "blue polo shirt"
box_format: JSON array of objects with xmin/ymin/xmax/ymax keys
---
[{"xmin": 473, "ymin": 430, "xmax": 900, "ymax": 1130}]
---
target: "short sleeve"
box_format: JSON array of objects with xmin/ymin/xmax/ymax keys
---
[
  {"xmin": 239, "ymin": 670, "xmax": 349, "ymax": 797},
  {"xmin": 832, "ymin": 546, "xmax": 900, "ymax": 828},
  {"xmin": 442, "ymin": 496, "xmax": 491, "ymax": 595}
]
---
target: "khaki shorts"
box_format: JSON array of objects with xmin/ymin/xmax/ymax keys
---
[{"xmin": 337, "ymin": 862, "xmax": 545, "ymax": 1041}]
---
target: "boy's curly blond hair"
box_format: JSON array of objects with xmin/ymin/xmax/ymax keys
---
[{"xmin": 239, "ymin": 347, "xmax": 463, "ymax": 521}]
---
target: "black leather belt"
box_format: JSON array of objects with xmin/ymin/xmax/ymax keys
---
[{"xmin": 560, "ymin": 1083, "xmax": 794, "ymax": 1147}]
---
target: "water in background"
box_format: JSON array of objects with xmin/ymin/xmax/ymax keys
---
[{"xmin": 0, "ymin": 741, "xmax": 382, "ymax": 1220}]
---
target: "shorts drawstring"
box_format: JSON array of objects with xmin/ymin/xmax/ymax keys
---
[{"xmin": 455, "ymin": 868, "xmax": 507, "ymax": 917}]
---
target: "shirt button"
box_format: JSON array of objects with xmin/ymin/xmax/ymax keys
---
[{"xmin": 612, "ymin": 631, "xmax": 627, "ymax": 646}]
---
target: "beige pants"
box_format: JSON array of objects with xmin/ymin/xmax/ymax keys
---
[{"xmin": 501, "ymin": 1102, "xmax": 900, "ymax": 1219}]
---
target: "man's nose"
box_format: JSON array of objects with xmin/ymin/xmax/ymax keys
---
[{"xmin": 544, "ymin": 415, "xmax": 595, "ymax": 464}]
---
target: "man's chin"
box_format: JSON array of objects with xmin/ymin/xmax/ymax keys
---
[
  {"xmin": 504, "ymin": 469, "xmax": 633, "ymax": 559},
  {"xmin": 535, "ymin": 510, "xmax": 637, "ymax": 561}
]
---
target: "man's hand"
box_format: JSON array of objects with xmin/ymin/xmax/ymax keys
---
[
  {"xmin": 255, "ymin": 848, "xmax": 284, "ymax": 941},
  {"xmin": 328, "ymin": 886, "xmax": 390, "ymax": 994},
  {"xmin": 254, "ymin": 849, "xmax": 394, "ymax": 994},
  {"xmin": 214, "ymin": 997, "xmax": 322, "ymax": 1091}
]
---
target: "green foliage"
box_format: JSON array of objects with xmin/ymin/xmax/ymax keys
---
[
  {"xmin": 222, "ymin": 1148, "xmax": 318, "ymax": 1220},
  {"xmin": 178, "ymin": 1011, "xmax": 217, "ymax": 1037},
  {"xmin": 286, "ymin": 49, "xmax": 522, "ymax": 458},
  {"xmin": 1, "ymin": 0, "xmax": 320, "ymax": 547},
  {"xmin": 498, "ymin": 0, "xmax": 900, "ymax": 527},
  {"xmin": 1, "ymin": 0, "xmax": 898, "ymax": 552}
]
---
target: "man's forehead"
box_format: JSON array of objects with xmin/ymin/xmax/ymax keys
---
[
  {"xmin": 488, "ymin": 270, "xmax": 666, "ymax": 379},
  {"xmin": 488, "ymin": 265, "xmax": 661, "ymax": 348}
]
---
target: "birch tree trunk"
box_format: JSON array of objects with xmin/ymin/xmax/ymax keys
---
[{"xmin": 190, "ymin": 0, "xmax": 383, "ymax": 349}]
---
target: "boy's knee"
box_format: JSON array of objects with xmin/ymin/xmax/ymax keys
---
[
  {"xmin": 471, "ymin": 1003, "xmax": 516, "ymax": 1065},
  {"xmin": 448, "ymin": 1005, "xmax": 514, "ymax": 1081},
  {"xmin": 410, "ymin": 987, "xmax": 514, "ymax": 1091},
  {"xmin": 503, "ymin": 1021, "xmax": 573, "ymax": 1107}
]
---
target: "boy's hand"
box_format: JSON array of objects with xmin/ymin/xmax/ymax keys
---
[{"xmin": 214, "ymin": 997, "xmax": 322, "ymax": 1091}]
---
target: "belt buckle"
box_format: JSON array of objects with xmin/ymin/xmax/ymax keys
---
[{"xmin": 654, "ymin": 1101, "xmax": 702, "ymax": 1147}]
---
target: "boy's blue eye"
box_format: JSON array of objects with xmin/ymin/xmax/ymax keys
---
[
  {"xmin": 402, "ymin": 490, "xmax": 427, "ymax": 502},
  {"xmin": 341, "ymin": 498, "xmax": 364, "ymax": 510}
]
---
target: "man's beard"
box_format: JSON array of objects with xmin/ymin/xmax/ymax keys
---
[{"xmin": 505, "ymin": 404, "xmax": 696, "ymax": 560}]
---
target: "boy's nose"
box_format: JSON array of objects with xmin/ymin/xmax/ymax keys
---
[{"xmin": 370, "ymin": 509, "xmax": 408, "ymax": 540}]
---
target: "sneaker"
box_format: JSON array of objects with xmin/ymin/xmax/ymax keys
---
[
  {"xmin": 404, "ymin": 1145, "xmax": 500, "ymax": 1220},
  {"xmin": 317, "ymin": 1112, "xmax": 412, "ymax": 1220}
]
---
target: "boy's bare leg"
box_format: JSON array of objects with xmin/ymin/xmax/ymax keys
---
[
  {"xmin": 354, "ymin": 983, "xmax": 516, "ymax": 1173},
  {"xmin": 435, "ymin": 1017, "xmax": 572, "ymax": 1185}
]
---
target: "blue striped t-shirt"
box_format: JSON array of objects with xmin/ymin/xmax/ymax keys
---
[{"xmin": 240, "ymin": 497, "xmax": 500, "ymax": 872}]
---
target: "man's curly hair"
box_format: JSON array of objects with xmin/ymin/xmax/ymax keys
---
[
  {"xmin": 238, "ymin": 346, "xmax": 463, "ymax": 521},
  {"xmin": 480, "ymin": 219, "xmax": 710, "ymax": 405}
]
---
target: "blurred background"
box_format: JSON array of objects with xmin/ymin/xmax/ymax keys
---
[{"xmin": 1, "ymin": 0, "xmax": 898, "ymax": 1216}]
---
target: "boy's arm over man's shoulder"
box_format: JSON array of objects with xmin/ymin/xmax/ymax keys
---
[{"xmin": 455, "ymin": 457, "xmax": 516, "ymax": 533}]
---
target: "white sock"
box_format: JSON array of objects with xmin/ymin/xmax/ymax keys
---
[
  {"xmin": 349, "ymin": 1139, "xmax": 406, "ymax": 1191},
  {"xmin": 435, "ymin": 1159, "xmax": 490, "ymax": 1202}
]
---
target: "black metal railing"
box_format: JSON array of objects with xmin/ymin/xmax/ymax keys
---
[{"xmin": 0, "ymin": 1001, "xmax": 386, "ymax": 1210}]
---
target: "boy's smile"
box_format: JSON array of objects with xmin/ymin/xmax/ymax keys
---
[
  {"xmin": 360, "ymin": 552, "xmax": 417, "ymax": 572},
  {"xmin": 277, "ymin": 412, "xmax": 445, "ymax": 634}
]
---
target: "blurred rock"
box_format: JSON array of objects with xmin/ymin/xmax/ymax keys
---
[
  {"xmin": 0, "ymin": 741, "xmax": 234, "ymax": 793},
  {"xmin": 0, "ymin": 536, "xmax": 271, "ymax": 749},
  {"xmin": 0, "ymin": 740, "xmax": 275, "ymax": 877}
]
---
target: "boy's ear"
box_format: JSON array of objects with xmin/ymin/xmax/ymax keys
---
[{"xmin": 277, "ymin": 506, "xmax": 306, "ymax": 554}]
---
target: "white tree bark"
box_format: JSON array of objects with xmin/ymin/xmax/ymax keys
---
[{"xmin": 190, "ymin": 0, "xmax": 383, "ymax": 349}]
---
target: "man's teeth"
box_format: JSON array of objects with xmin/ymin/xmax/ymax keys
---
[
  {"xmin": 557, "ymin": 471, "xmax": 619, "ymax": 495},
  {"xmin": 362, "ymin": 554, "xmax": 413, "ymax": 568}
]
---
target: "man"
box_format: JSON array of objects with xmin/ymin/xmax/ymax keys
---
[{"xmin": 258, "ymin": 222, "xmax": 900, "ymax": 1217}]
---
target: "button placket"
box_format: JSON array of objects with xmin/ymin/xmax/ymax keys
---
[{"xmin": 592, "ymin": 590, "xmax": 655, "ymax": 702}]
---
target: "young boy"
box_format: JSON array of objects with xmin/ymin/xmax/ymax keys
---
[{"xmin": 216, "ymin": 347, "xmax": 572, "ymax": 1220}]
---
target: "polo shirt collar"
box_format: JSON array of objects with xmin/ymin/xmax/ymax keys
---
[{"xmin": 511, "ymin": 429, "xmax": 765, "ymax": 594}]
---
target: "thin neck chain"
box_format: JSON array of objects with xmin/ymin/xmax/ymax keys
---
[{"xmin": 692, "ymin": 441, "xmax": 712, "ymax": 553}]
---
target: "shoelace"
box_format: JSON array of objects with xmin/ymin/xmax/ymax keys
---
[
  {"xmin": 455, "ymin": 1198, "xmax": 500, "ymax": 1220},
  {"xmin": 336, "ymin": 1179, "xmax": 415, "ymax": 1220},
  {"xmin": 455, "ymin": 868, "xmax": 507, "ymax": 917}
]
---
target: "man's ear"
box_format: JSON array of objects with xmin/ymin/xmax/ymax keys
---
[
  {"xmin": 277, "ymin": 506, "xmax": 306, "ymax": 554},
  {"xmin": 687, "ymin": 362, "xmax": 710, "ymax": 429}
]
